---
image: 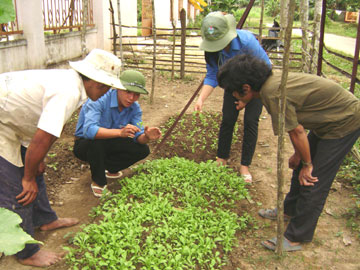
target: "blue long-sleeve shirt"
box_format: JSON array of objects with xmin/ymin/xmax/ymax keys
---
[
  {"xmin": 74, "ymin": 89, "xmax": 144, "ymax": 140},
  {"xmin": 204, "ymin": 29, "xmax": 271, "ymax": 88}
]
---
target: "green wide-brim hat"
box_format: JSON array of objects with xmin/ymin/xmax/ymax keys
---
[
  {"xmin": 120, "ymin": 70, "xmax": 148, "ymax": 95},
  {"xmin": 199, "ymin": 12, "xmax": 237, "ymax": 52}
]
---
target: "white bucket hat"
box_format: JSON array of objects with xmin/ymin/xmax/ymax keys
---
[{"xmin": 69, "ymin": 49, "xmax": 125, "ymax": 90}]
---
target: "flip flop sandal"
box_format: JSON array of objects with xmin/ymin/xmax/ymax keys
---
[
  {"xmin": 261, "ymin": 237, "xmax": 302, "ymax": 252},
  {"xmin": 105, "ymin": 170, "xmax": 123, "ymax": 179},
  {"xmin": 241, "ymin": 174, "xmax": 252, "ymax": 183},
  {"xmin": 91, "ymin": 184, "xmax": 107, "ymax": 198},
  {"xmin": 258, "ymin": 208, "xmax": 291, "ymax": 221}
]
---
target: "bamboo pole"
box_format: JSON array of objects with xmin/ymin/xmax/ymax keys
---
[
  {"xmin": 180, "ymin": 8, "xmax": 186, "ymax": 79},
  {"xmin": 316, "ymin": 0, "xmax": 325, "ymax": 75},
  {"xmin": 81, "ymin": 0, "xmax": 88, "ymax": 57},
  {"xmin": 349, "ymin": 10, "xmax": 360, "ymax": 94},
  {"xmin": 117, "ymin": 0, "xmax": 124, "ymax": 66},
  {"xmin": 258, "ymin": 0, "xmax": 264, "ymax": 43},
  {"xmin": 170, "ymin": 0, "xmax": 176, "ymax": 80},
  {"xmin": 300, "ymin": 0, "xmax": 309, "ymax": 72},
  {"xmin": 276, "ymin": 0, "xmax": 296, "ymax": 255},
  {"xmin": 109, "ymin": 0, "xmax": 117, "ymax": 55},
  {"xmin": 150, "ymin": 0, "xmax": 156, "ymax": 104}
]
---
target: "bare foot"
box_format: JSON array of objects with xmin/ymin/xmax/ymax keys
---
[
  {"xmin": 40, "ymin": 217, "xmax": 79, "ymax": 231},
  {"xmin": 18, "ymin": 249, "xmax": 65, "ymax": 267},
  {"xmin": 216, "ymin": 157, "xmax": 227, "ymax": 166}
]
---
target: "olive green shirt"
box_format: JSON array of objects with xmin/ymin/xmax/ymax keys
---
[{"xmin": 260, "ymin": 71, "xmax": 360, "ymax": 139}]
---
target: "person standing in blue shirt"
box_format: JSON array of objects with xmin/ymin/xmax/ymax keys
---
[
  {"xmin": 73, "ymin": 70, "xmax": 161, "ymax": 197},
  {"xmin": 195, "ymin": 12, "xmax": 271, "ymax": 183}
]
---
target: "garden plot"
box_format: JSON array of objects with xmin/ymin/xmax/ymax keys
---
[{"xmin": 63, "ymin": 111, "xmax": 253, "ymax": 269}]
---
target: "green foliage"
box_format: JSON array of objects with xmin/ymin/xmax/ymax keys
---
[
  {"xmin": 337, "ymin": 146, "xmax": 360, "ymax": 238},
  {"xmin": 204, "ymin": 0, "xmax": 260, "ymax": 15},
  {"xmin": 65, "ymin": 157, "xmax": 252, "ymax": 269},
  {"xmin": 0, "ymin": 208, "xmax": 42, "ymax": 256},
  {"xmin": 327, "ymin": 0, "xmax": 360, "ymax": 11},
  {"xmin": 158, "ymin": 111, "xmax": 242, "ymax": 161},
  {"xmin": 0, "ymin": 0, "xmax": 15, "ymax": 24}
]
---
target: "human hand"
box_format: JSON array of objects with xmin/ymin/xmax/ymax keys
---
[
  {"xmin": 16, "ymin": 177, "xmax": 39, "ymax": 206},
  {"xmin": 298, "ymin": 164, "xmax": 318, "ymax": 186},
  {"xmin": 120, "ymin": 124, "xmax": 141, "ymax": 138},
  {"xmin": 144, "ymin": 126, "xmax": 162, "ymax": 140},
  {"xmin": 234, "ymin": 101, "xmax": 246, "ymax": 111},
  {"xmin": 288, "ymin": 153, "xmax": 301, "ymax": 170},
  {"xmin": 194, "ymin": 100, "xmax": 203, "ymax": 112}
]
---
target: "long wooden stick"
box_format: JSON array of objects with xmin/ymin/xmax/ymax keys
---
[{"xmin": 276, "ymin": 0, "xmax": 296, "ymax": 254}]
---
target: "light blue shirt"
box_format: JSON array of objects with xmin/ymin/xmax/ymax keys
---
[
  {"xmin": 74, "ymin": 89, "xmax": 144, "ymax": 140},
  {"xmin": 204, "ymin": 29, "xmax": 271, "ymax": 88}
]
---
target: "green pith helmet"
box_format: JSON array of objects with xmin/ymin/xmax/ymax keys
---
[
  {"xmin": 199, "ymin": 11, "xmax": 237, "ymax": 52},
  {"xmin": 119, "ymin": 70, "xmax": 148, "ymax": 95}
]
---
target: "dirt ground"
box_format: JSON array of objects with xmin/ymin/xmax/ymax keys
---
[{"xmin": 1, "ymin": 71, "xmax": 359, "ymax": 270}]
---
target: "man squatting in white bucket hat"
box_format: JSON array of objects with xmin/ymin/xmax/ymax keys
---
[{"xmin": 0, "ymin": 49, "xmax": 124, "ymax": 267}]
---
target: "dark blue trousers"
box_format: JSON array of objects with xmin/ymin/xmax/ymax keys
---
[
  {"xmin": 284, "ymin": 128, "xmax": 360, "ymax": 242},
  {"xmin": 0, "ymin": 146, "xmax": 57, "ymax": 259},
  {"xmin": 217, "ymin": 90, "xmax": 263, "ymax": 166}
]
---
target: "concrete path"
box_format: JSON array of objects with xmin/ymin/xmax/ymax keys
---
[{"xmin": 292, "ymin": 29, "xmax": 357, "ymax": 56}]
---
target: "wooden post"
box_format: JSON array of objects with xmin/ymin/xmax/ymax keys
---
[
  {"xmin": 317, "ymin": 0, "xmax": 326, "ymax": 76},
  {"xmin": 180, "ymin": 8, "xmax": 186, "ymax": 79},
  {"xmin": 81, "ymin": 0, "xmax": 88, "ymax": 57},
  {"xmin": 117, "ymin": 0, "xmax": 124, "ymax": 67},
  {"xmin": 150, "ymin": 0, "xmax": 156, "ymax": 104},
  {"xmin": 170, "ymin": 0, "xmax": 176, "ymax": 80},
  {"xmin": 109, "ymin": 0, "xmax": 117, "ymax": 55},
  {"xmin": 236, "ymin": 0, "xmax": 255, "ymax": 29},
  {"xmin": 300, "ymin": 0, "xmax": 309, "ymax": 72},
  {"xmin": 276, "ymin": 0, "xmax": 296, "ymax": 255},
  {"xmin": 349, "ymin": 10, "xmax": 360, "ymax": 94},
  {"xmin": 258, "ymin": 0, "xmax": 264, "ymax": 43}
]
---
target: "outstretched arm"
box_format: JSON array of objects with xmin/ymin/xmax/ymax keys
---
[{"xmin": 194, "ymin": 84, "xmax": 215, "ymax": 112}]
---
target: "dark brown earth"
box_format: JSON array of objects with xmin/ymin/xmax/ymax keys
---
[{"xmin": 1, "ymin": 71, "xmax": 359, "ymax": 270}]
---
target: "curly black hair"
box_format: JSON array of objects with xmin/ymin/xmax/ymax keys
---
[{"xmin": 217, "ymin": 54, "xmax": 272, "ymax": 95}]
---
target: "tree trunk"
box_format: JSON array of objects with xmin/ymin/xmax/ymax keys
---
[
  {"xmin": 276, "ymin": 0, "xmax": 296, "ymax": 255},
  {"xmin": 310, "ymin": 0, "xmax": 322, "ymax": 74},
  {"xmin": 300, "ymin": 0, "xmax": 309, "ymax": 72},
  {"xmin": 280, "ymin": 0, "xmax": 289, "ymax": 39}
]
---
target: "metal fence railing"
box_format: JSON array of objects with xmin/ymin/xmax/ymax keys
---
[
  {"xmin": 0, "ymin": 0, "xmax": 95, "ymax": 41},
  {"xmin": 43, "ymin": 0, "xmax": 94, "ymax": 33}
]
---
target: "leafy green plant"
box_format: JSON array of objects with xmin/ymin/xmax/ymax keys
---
[
  {"xmin": 65, "ymin": 157, "xmax": 252, "ymax": 269},
  {"xmin": 155, "ymin": 111, "xmax": 243, "ymax": 163},
  {"xmin": 337, "ymin": 144, "xmax": 360, "ymax": 238},
  {"xmin": 0, "ymin": 208, "xmax": 42, "ymax": 256}
]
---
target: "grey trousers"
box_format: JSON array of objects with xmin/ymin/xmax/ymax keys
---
[
  {"xmin": 0, "ymin": 146, "xmax": 57, "ymax": 259},
  {"xmin": 284, "ymin": 128, "xmax": 360, "ymax": 242}
]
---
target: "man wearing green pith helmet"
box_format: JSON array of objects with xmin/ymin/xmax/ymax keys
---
[{"xmin": 73, "ymin": 70, "xmax": 162, "ymax": 198}]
